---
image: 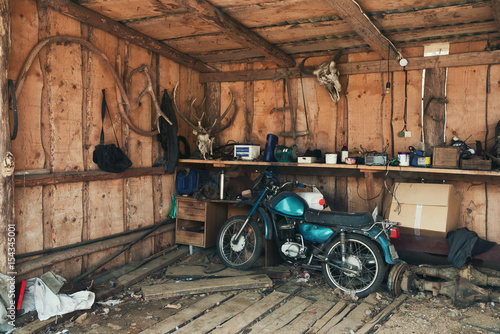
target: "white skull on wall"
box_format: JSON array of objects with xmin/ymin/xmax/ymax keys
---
[
  {"xmin": 313, "ymin": 60, "xmax": 342, "ymax": 103},
  {"xmin": 195, "ymin": 132, "xmax": 214, "ymax": 160}
]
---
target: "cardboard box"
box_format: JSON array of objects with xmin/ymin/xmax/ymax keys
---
[
  {"xmin": 383, "ymin": 182, "xmax": 461, "ymax": 238},
  {"xmin": 433, "ymin": 146, "xmax": 460, "ymax": 168}
]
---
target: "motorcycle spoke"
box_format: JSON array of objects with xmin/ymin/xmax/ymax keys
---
[
  {"xmin": 221, "ymin": 221, "xmax": 257, "ymax": 265},
  {"xmin": 324, "ymin": 238, "xmax": 380, "ymax": 293}
]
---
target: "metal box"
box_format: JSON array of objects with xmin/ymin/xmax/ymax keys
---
[
  {"xmin": 298, "ymin": 156, "xmax": 317, "ymax": 163},
  {"xmin": 234, "ymin": 144, "xmax": 260, "ymax": 160},
  {"xmin": 365, "ymin": 155, "xmax": 387, "ymax": 166}
]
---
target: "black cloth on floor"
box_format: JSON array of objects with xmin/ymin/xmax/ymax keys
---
[{"xmin": 446, "ymin": 227, "xmax": 496, "ymax": 268}]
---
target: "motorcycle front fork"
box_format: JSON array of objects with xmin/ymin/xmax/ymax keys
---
[{"xmin": 232, "ymin": 216, "xmax": 251, "ymax": 245}]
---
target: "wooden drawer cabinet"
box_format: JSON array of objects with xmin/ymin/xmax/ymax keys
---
[{"xmin": 175, "ymin": 197, "xmax": 228, "ymax": 248}]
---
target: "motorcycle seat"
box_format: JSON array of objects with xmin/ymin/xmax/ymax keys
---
[{"xmin": 304, "ymin": 209, "xmax": 374, "ymax": 228}]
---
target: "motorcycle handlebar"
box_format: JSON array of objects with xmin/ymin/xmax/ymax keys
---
[{"xmin": 279, "ymin": 181, "xmax": 307, "ymax": 189}]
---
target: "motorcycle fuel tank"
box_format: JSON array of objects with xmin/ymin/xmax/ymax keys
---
[
  {"xmin": 269, "ymin": 192, "xmax": 308, "ymax": 218},
  {"xmin": 299, "ymin": 224, "xmax": 333, "ymax": 243}
]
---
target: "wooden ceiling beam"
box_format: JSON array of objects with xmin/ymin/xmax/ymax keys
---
[
  {"xmin": 36, "ymin": 0, "xmax": 218, "ymax": 73},
  {"xmin": 176, "ymin": 0, "xmax": 296, "ymax": 68},
  {"xmin": 324, "ymin": 0, "xmax": 401, "ymax": 60},
  {"xmin": 199, "ymin": 50, "xmax": 500, "ymax": 82},
  {"xmin": 492, "ymin": 0, "xmax": 500, "ymax": 31}
]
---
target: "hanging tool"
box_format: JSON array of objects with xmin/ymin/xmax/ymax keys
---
[{"xmin": 271, "ymin": 69, "xmax": 310, "ymax": 140}]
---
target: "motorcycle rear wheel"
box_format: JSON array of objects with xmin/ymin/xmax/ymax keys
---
[
  {"xmin": 216, "ymin": 215, "xmax": 263, "ymax": 270},
  {"xmin": 321, "ymin": 234, "xmax": 385, "ymax": 298}
]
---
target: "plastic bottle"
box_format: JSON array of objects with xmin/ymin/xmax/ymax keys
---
[
  {"xmin": 341, "ymin": 143, "xmax": 348, "ymax": 163},
  {"xmin": 219, "ymin": 170, "xmax": 225, "ymax": 200}
]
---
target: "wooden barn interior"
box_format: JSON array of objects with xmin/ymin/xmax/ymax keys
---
[{"xmin": 1, "ymin": 0, "xmax": 500, "ymax": 317}]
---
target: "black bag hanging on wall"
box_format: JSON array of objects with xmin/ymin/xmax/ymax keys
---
[{"xmin": 93, "ymin": 89, "xmax": 132, "ymax": 173}]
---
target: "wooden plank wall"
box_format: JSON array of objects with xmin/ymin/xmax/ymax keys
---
[
  {"xmin": 9, "ymin": 2, "xmax": 500, "ymax": 282},
  {"xmin": 218, "ymin": 47, "xmax": 500, "ymax": 244},
  {"xmin": 9, "ymin": 1, "xmax": 200, "ymax": 280}
]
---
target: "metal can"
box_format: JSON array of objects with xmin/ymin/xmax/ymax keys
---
[
  {"xmin": 303, "ymin": 271, "xmax": 310, "ymax": 279},
  {"xmin": 398, "ymin": 152, "xmax": 410, "ymax": 166}
]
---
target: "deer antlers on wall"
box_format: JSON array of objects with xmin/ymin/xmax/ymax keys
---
[
  {"xmin": 15, "ymin": 36, "xmax": 161, "ymax": 137},
  {"xmin": 172, "ymin": 83, "xmax": 237, "ymax": 159},
  {"xmin": 127, "ymin": 64, "xmax": 172, "ymax": 132}
]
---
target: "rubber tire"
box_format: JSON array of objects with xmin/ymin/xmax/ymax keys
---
[
  {"xmin": 321, "ymin": 233, "xmax": 385, "ymax": 298},
  {"xmin": 216, "ymin": 215, "xmax": 263, "ymax": 270}
]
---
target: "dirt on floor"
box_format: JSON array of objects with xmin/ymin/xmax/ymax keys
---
[{"xmin": 18, "ymin": 249, "xmax": 500, "ymax": 334}]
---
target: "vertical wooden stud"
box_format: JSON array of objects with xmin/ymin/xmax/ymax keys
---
[{"xmin": 0, "ymin": 0, "xmax": 12, "ymax": 274}]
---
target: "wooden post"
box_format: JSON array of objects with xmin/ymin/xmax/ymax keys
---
[
  {"xmin": 423, "ymin": 68, "xmax": 447, "ymax": 153},
  {"xmin": 206, "ymin": 82, "xmax": 221, "ymax": 147},
  {"xmin": 362, "ymin": 171, "xmax": 376, "ymax": 212},
  {"xmin": 0, "ymin": 0, "xmax": 12, "ymax": 275}
]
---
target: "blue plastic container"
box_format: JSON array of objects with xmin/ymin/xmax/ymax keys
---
[{"xmin": 264, "ymin": 134, "xmax": 278, "ymax": 162}]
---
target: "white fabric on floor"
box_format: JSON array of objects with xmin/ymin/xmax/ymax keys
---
[{"xmin": 33, "ymin": 278, "xmax": 95, "ymax": 321}]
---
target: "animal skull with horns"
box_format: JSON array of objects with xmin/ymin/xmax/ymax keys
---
[
  {"xmin": 173, "ymin": 83, "xmax": 237, "ymax": 159},
  {"xmin": 300, "ymin": 49, "xmax": 343, "ymax": 103}
]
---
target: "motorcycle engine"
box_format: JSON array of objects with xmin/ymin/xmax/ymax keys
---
[
  {"xmin": 281, "ymin": 241, "xmax": 306, "ymax": 258},
  {"xmin": 278, "ymin": 220, "xmax": 307, "ymax": 258},
  {"xmin": 278, "ymin": 222, "xmax": 295, "ymax": 240}
]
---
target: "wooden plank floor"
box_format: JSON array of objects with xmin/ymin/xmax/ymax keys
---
[
  {"xmin": 136, "ymin": 289, "xmax": 406, "ymax": 334},
  {"xmin": 17, "ymin": 248, "xmax": 411, "ymax": 334}
]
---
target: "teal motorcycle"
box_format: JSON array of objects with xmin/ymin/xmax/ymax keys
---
[{"xmin": 216, "ymin": 166, "xmax": 402, "ymax": 298}]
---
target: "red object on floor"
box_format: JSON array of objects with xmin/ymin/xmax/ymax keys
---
[{"xmin": 17, "ymin": 280, "xmax": 26, "ymax": 311}]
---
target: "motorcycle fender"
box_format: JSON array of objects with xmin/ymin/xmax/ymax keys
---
[
  {"xmin": 258, "ymin": 208, "xmax": 273, "ymax": 240},
  {"xmin": 364, "ymin": 229, "xmax": 398, "ymax": 264},
  {"xmin": 236, "ymin": 201, "xmax": 273, "ymax": 240}
]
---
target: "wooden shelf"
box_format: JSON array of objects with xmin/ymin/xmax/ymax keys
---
[
  {"xmin": 13, "ymin": 159, "xmax": 499, "ymax": 188},
  {"xmin": 178, "ymin": 159, "xmax": 500, "ymax": 182},
  {"xmin": 14, "ymin": 167, "xmax": 168, "ymax": 187}
]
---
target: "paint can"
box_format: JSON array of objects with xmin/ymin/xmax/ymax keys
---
[
  {"xmin": 325, "ymin": 153, "xmax": 338, "ymax": 164},
  {"xmin": 398, "ymin": 152, "xmax": 410, "ymax": 166}
]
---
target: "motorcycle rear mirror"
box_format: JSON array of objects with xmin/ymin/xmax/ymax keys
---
[{"xmin": 372, "ymin": 205, "xmax": 379, "ymax": 221}]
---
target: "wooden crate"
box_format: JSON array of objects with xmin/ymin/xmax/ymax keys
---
[
  {"xmin": 432, "ymin": 146, "xmax": 460, "ymax": 168},
  {"xmin": 461, "ymin": 158, "xmax": 492, "ymax": 171}
]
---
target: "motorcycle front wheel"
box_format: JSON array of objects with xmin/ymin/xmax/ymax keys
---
[
  {"xmin": 321, "ymin": 234, "xmax": 385, "ymax": 298},
  {"xmin": 216, "ymin": 215, "xmax": 263, "ymax": 270}
]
